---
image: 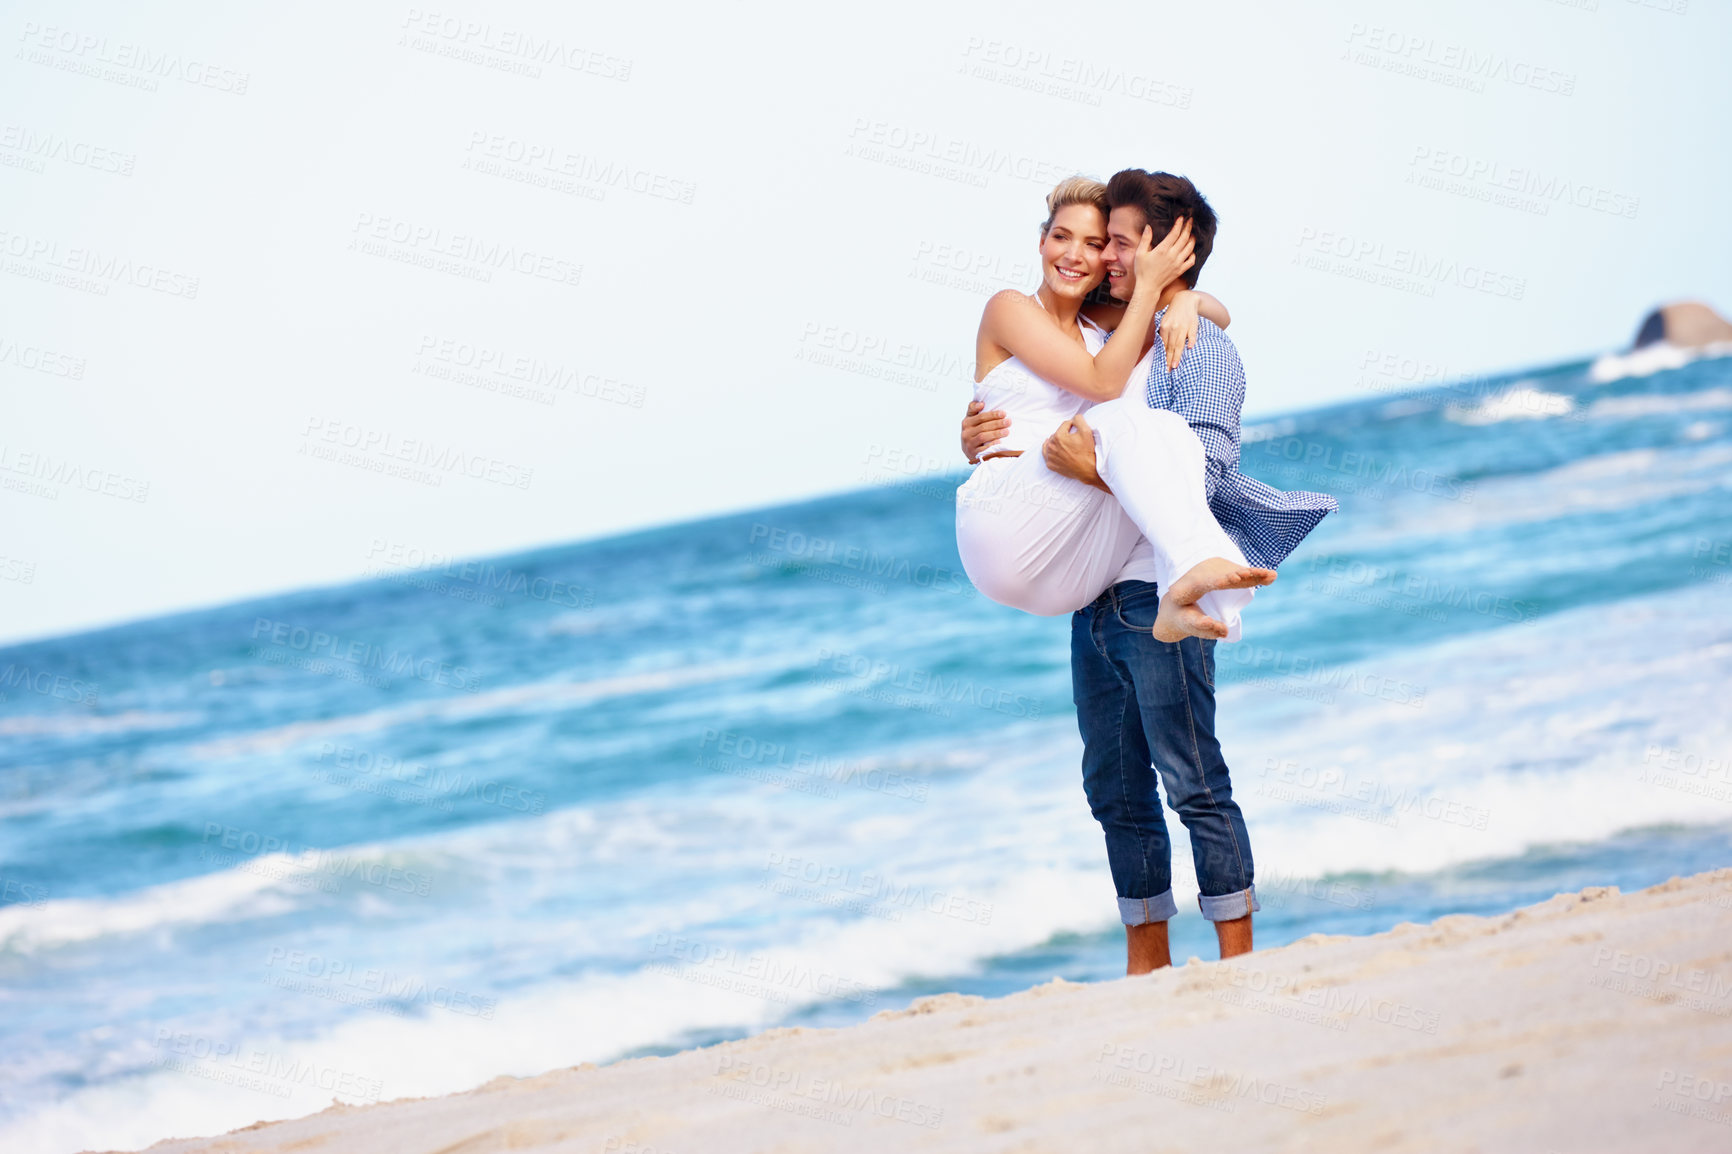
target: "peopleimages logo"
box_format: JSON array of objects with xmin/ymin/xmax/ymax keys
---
[
  {"xmin": 712, "ymin": 1054, "xmax": 944, "ymax": 1129},
  {"xmin": 0, "ymin": 662, "xmax": 99, "ymax": 705},
  {"xmin": 1293, "ymin": 228, "xmax": 1526, "ymax": 301},
  {"xmin": 249, "ymin": 617, "xmax": 481, "ymax": 692},
  {"xmin": 1259, "ymin": 437, "xmax": 1475, "ymax": 503},
  {"xmin": 1342, "ymin": 23, "xmax": 1576, "ymax": 97},
  {"xmin": 300, "ymin": 417, "xmax": 534, "ymax": 490},
  {"xmin": 794, "ymin": 321, "xmax": 975, "ymax": 394},
  {"xmin": 1302, "ymin": 554, "xmax": 1539, "ymax": 625},
  {"xmin": 151, "ymin": 1030, "xmax": 382, "ymax": 1102},
  {"xmin": 957, "ymin": 37, "xmax": 1193, "ymax": 109},
  {"xmin": 462, "ymin": 132, "xmax": 694, "ymax": 204},
  {"xmin": 347, "ymin": 212, "xmax": 582, "ymax": 288},
  {"xmin": 650, "ymin": 934, "xmax": 876, "ymax": 1004},
  {"xmin": 0, "ymin": 443, "xmax": 150, "ymax": 503},
  {"xmin": 1407, "ymin": 146, "xmax": 1640, "ymax": 220},
  {"xmin": 763, "ymin": 851, "xmax": 994, "ymax": 925},
  {"xmin": 364, "ymin": 539, "xmax": 591, "ymax": 608},
  {"xmin": 844, "ymin": 117, "xmax": 1075, "ymax": 188},
  {"xmin": 313, "ymin": 742, "xmax": 547, "ymax": 814},
  {"xmin": 696, "ymin": 729, "xmax": 930, "ymax": 802},
  {"xmin": 398, "ymin": 9, "xmax": 633, "ymax": 80},
  {"xmin": 1260, "ymin": 759, "xmax": 1489, "ymax": 830},
  {"xmin": 748, "ymin": 524, "xmax": 972, "ymax": 596},
  {"xmin": 199, "ymin": 823, "xmax": 435, "ymax": 896},
  {"xmin": 413, "ymin": 335, "xmax": 645, "ymax": 409},
  {"xmin": 17, "ymin": 22, "xmax": 252, "ymax": 94},
  {"xmin": 814, "ymin": 648, "xmax": 1040, "ymax": 719},
  {"xmin": 0, "ymin": 332, "xmax": 86, "ymax": 378},
  {"xmin": 262, "ymin": 947, "xmax": 497, "ymax": 1019},
  {"xmin": 0, "ymin": 227, "xmax": 201, "ymax": 299},
  {"xmin": 1220, "ymin": 646, "xmax": 1426, "ymax": 708},
  {"xmin": 0, "ymin": 124, "xmax": 135, "ymax": 176}
]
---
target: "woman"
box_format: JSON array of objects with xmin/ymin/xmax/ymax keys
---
[{"xmin": 954, "ymin": 176, "xmax": 1272, "ymax": 642}]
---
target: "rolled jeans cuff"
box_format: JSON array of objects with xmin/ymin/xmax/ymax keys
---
[
  {"xmin": 1198, "ymin": 885, "xmax": 1259, "ymax": 923},
  {"xmin": 1117, "ymin": 889, "xmax": 1179, "ymax": 926}
]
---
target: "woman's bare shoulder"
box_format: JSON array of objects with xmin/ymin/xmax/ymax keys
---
[{"xmin": 985, "ymin": 289, "xmax": 1039, "ymax": 313}]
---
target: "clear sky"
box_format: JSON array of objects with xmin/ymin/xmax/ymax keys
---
[{"xmin": 3, "ymin": 0, "xmax": 1727, "ymax": 646}]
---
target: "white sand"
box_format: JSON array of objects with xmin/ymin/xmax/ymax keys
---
[{"xmin": 120, "ymin": 868, "xmax": 1732, "ymax": 1153}]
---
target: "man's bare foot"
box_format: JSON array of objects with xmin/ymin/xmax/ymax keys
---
[
  {"xmin": 1165, "ymin": 557, "xmax": 1277, "ymax": 607},
  {"xmin": 1152, "ymin": 594, "xmax": 1229, "ymax": 642}
]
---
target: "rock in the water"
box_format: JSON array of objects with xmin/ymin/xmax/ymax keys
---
[{"xmin": 1631, "ymin": 300, "xmax": 1732, "ymax": 349}]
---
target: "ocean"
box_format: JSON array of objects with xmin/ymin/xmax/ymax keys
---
[{"xmin": 3, "ymin": 347, "xmax": 1731, "ymax": 1152}]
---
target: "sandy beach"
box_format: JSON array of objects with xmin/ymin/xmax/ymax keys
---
[{"xmin": 118, "ymin": 867, "xmax": 1732, "ymax": 1154}]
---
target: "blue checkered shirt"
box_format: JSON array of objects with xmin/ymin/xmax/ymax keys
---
[{"xmin": 1141, "ymin": 308, "xmax": 1336, "ymax": 569}]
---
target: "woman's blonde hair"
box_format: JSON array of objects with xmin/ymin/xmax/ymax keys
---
[{"xmin": 1042, "ymin": 175, "xmax": 1108, "ymax": 235}]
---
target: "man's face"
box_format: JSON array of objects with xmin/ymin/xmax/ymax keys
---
[{"xmin": 1102, "ymin": 206, "xmax": 1148, "ymax": 302}]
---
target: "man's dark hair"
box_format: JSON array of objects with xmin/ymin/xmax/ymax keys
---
[{"xmin": 1104, "ymin": 169, "xmax": 1217, "ymax": 289}]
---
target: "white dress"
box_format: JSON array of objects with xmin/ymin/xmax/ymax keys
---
[{"xmin": 954, "ymin": 315, "xmax": 1254, "ymax": 638}]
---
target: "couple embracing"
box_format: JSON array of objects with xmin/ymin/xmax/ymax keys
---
[{"xmin": 953, "ymin": 169, "xmax": 1336, "ymax": 972}]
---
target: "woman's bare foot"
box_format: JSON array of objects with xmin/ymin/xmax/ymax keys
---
[
  {"xmin": 1152, "ymin": 594, "xmax": 1229, "ymax": 642},
  {"xmin": 1165, "ymin": 557, "xmax": 1276, "ymax": 607}
]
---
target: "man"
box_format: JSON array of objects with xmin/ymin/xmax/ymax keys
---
[{"xmin": 960, "ymin": 170, "xmax": 1336, "ymax": 974}]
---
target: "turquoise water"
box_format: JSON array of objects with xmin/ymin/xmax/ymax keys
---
[{"xmin": 3, "ymin": 351, "xmax": 1731, "ymax": 1151}]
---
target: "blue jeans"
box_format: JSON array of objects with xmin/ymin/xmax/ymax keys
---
[{"xmin": 1072, "ymin": 580, "xmax": 1258, "ymax": 924}]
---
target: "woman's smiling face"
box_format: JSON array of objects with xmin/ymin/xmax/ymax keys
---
[{"xmin": 1038, "ymin": 203, "xmax": 1108, "ymax": 302}]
